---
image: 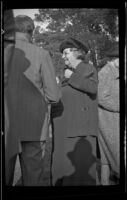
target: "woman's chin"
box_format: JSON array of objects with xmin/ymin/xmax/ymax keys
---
[
  {"xmin": 65, "ymin": 62, "xmax": 72, "ymax": 68},
  {"xmin": 65, "ymin": 61, "xmax": 68, "ymax": 65}
]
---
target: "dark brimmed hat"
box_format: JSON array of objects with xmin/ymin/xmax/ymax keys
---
[
  {"xmin": 105, "ymin": 43, "xmax": 119, "ymax": 57},
  {"xmin": 59, "ymin": 37, "xmax": 88, "ymax": 54}
]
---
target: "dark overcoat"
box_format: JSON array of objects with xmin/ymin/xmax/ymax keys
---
[
  {"xmin": 5, "ymin": 35, "xmax": 61, "ymax": 164},
  {"xmin": 52, "ymin": 62, "xmax": 98, "ymax": 137}
]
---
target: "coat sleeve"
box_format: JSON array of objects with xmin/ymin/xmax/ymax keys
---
[
  {"xmin": 40, "ymin": 51, "xmax": 62, "ymax": 103},
  {"xmin": 68, "ymin": 63, "xmax": 98, "ymax": 94},
  {"xmin": 98, "ymin": 64, "xmax": 119, "ymax": 112}
]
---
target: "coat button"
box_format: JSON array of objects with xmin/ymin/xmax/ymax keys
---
[{"xmin": 82, "ymin": 107, "xmax": 88, "ymax": 111}]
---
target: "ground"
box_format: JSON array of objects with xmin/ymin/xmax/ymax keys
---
[{"xmin": 12, "ymin": 136, "xmax": 118, "ymax": 186}]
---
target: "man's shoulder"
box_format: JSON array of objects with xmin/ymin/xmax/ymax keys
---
[
  {"xmin": 98, "ymin": 62, "xmax": 115, "ymax": 82},
  {"xmin": 16, "ymin": 40, "xmax": 48, "ymax": 56},
  {"xmin": 98, "ymin": 62, "xmax": 111, "ymax": 76},
  {"xmin": 28, "ymin": 43, "xmax": 48, "ymax": 55}
]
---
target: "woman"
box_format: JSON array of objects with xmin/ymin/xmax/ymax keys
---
[
  {"xmin": 98, "ymin": 43, "xmax": 119, "ymax": 185},
  {"xmin": 51, "ymin": 38, "xmax": 98, "ymax": 186}
]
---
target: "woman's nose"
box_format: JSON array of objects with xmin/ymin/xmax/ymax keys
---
[
  {"xmin": 62, "ymin": 54, "xmax": 65, "ymax": 59},
  {"xmin": 62, "ymin": 53, "xmax": 67, "ymax": 58}
]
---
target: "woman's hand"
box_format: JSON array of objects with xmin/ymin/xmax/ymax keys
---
[{"xmin": 64, "ymin": 69, "xmax": 73, "ymax": 79}]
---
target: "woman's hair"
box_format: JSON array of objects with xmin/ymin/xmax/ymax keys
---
[
  {"xmin": 70, "ymin": 48, "xmax": 86, "ymax": 61},
  {"xmin": 15, "ymin": 15, "xmax": 35, "ymax": 36}
]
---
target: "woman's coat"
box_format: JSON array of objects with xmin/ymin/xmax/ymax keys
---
[{"xmin": 52, "ymin": 61, "xmax": 98, "ymax": 137}]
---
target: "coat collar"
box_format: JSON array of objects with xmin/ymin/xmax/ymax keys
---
[
  {"xmin": 74, "ymin": 60, "xmax": 83, "ymax": 69},
  {"xmin": 16, "ymin": 32, "xmax": 31, "ymax": 43},
  {"xmin": 74, "ymin": 61, "xmax": 88, "ymax": 71}
]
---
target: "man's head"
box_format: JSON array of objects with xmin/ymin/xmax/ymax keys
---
[
  {"xmin": 105, "ymin": 42, "xmax": 119, "ymax": 69},
  {"xmin": 106, "ymin": 42, "xmax": 119, "ymax": 68},
  {"xmin": 105, "ymin": 42, "xmax": 119, "ymax": 59},
  {"xmin": 60, "ymin": 38, "xmax": 88, "ymax": 69},
  {"xmin": 15, "ymin": 15, "xmax": 35, "ymax": 37}
]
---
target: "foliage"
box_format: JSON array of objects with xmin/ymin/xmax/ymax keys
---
[{"xmin": 33, "ymin": 8, "xmax": 118, "ymax": 76}]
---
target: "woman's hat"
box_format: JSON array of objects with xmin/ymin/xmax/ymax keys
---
[
  {"xmin": 105, "ymin": 43, "xmax": 119, "ymax": 57},
  {"xmin": 59, "ymin": 37, "xmax": 88, "ymax": 54}
]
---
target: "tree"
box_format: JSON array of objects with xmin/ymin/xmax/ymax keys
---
[
  {"xmin": 33, "ymin": 8, "xmax": 118, "ymax": 75},
  {"xmin": 34, "ymin": 8, "xmax": 118, "ymax": 38}
]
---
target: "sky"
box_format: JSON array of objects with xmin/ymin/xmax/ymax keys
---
[
  {"xmin": 13, "ymin": 9, "xmax": 39, "ymax": 19},
  {"xmin": 13, "ymin": 9, "xmax": 49, "ymax": 30}
]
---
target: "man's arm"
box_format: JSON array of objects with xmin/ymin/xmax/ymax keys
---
[
  {"xmin": 68, "ymin": 63, "xmax": 98, "ymax": 94},
  {"xmin": 98, "ymin": 64, "xmax": 119, "ymax": 112},
  {"xmin": 40, "ymin": 51, "xmax": 61, "ymax": 103}
]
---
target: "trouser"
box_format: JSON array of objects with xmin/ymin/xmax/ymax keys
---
[
  {"xmin": 5, "ymin": 141, "xmax": 46, "ymax": 186},
  {"xmin": 52, "ymin": 135, "xmax": 98, "ymax": 186}
]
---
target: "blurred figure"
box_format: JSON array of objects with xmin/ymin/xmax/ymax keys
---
[
  {"xmin": 4, "ymin": 9, "xmax": 15, "ymax": 87},
  {"xmin": 4, "ymin": 14, "xmax": 61, "ymax": 186},
  {"xmin": 98, "ymin": 43, "xmax": 119, "ymax": 185},
  {"xmin": 4, "ymin": 9, "xmax": 15, "ymax": 132},
  {"xmin": 4, "ymin": 9, "xmax": 16, "ymax": 184},
  {"xmin": 51, "ymin": 38, "xmax": 98, "ymax": 186}
]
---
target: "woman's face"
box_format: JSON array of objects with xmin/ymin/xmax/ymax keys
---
[{"xmin": 62, "ymin": 48, "xmax": 77, "ymax": 68}]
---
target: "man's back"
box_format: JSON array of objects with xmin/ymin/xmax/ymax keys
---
[
  {"xmin": 5, "ymin": 41, "xmax": 47, "ymax": 141},
  {"xmin": 15, "ymin": 38, "xmax": 61, "ymax": 100},
  {"xmin": 6, "ymin": 34, "xmax": 61, "ymax": 141},
  {"xmin": 5, "ymin": 14, "xmax": 61, "ymax": 186}
]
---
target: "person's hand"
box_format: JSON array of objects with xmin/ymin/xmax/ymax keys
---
[
  {"xmin": 64, "ymin": 69, "xmax": 73, "ymax": 79},
  {"xmin": 56, "ymin": 76, "xmax": 60, "ymax": 84}
]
